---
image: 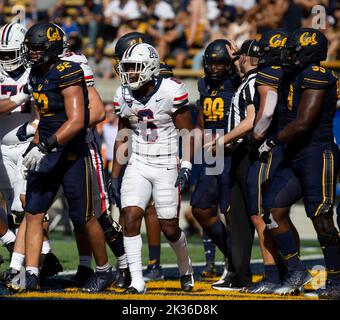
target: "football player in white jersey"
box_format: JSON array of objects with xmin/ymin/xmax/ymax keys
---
[
  {"xmin": 0, "ymin": 23, "xmax": 34, "ymax": 260},
  {"xmin": 112, "ymin": 43, "xmax": 194, "ymax": 294}
]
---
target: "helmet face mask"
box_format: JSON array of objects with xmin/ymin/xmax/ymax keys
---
[
  {"xmin": 114, "ymin": 32, "xmax": 153, "ymax": 76},
  {"xmin": 257, "ymin": 30, "xmax": 288, "ymax": 67},
  {"xmin": 119, "ymin": 43, "xmax": 160, "ymax": 90},
  {"xmin": 0, "ymin": 23, "xmax": 27, "ymax": 73},
  {"xmin": 281, "ymin": 28, "xmax": 328, "ymax": 71},
  {"xmin": 203, "ymin": 39, "xmax": 232, "ymax": 83}
]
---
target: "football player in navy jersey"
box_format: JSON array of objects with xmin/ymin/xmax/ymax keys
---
[
  {"xmin": 191, "ymin": 39, "xmax": 244, "ymax": 290},
  {"xmin": 242, "ymin": 30, "xmax": 296, "ymax": 294},
  {"xmin": 16, "ymin": 22, "xmax": 114, "ymax": 292},
  {"xmin": 259, "ymin": 28, "xmax": 340, "ymax": 297}
]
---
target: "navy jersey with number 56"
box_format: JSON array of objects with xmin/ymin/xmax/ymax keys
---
[{"xmin": 29, "ymin": 60, "xmax": 89, "ymax": 147}]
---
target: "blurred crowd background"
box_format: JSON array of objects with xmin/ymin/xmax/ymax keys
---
[{"xmin": 1, "ymin": 0, "xmax": 340, "ymax": 79}]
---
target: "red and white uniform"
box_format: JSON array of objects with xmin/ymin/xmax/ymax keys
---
[
  {"xmin": 0, "ymin": 67, "xmax": 34, "ymax": 212},
  {"xmin": 114, "ymin": 77, "xmax": 189, "ymax": 218},
  {"xmin": 63, "ymin": 52, "xmax": 109, "ymax": 214}
]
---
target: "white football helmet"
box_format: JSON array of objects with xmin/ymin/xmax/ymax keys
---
[
  {"xmin": 0, "ymin": 23, "xmax": 27, "ymax": 72},
  {"xmin": 118, "ymin": 43, "xmax": 160, "ymax": 90}
]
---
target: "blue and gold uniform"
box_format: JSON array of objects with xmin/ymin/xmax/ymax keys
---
[
  {"xmin": 191, "ymin": 77, "xmax": 235, "ymax": 213},
  {"xmin": 246, "ymin": 65, "xmax": 288, "ymax": 216},
  {"xmin": 266, "ymin": 64, "xmax": 339, "ymax": 217},
  {"xmin": 25, "ymin": 60, "xmax": 95, "ymax": 228}
]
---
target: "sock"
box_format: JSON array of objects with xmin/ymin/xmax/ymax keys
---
[
  {"xmin": 79, "ymin": 255, "xmax": 92, "ymax": 268},
  {"xmin": 0, "ymin": 230, "xmax": 16, "ymax": 245},
  {"xmin": 107, "ymin": 232, "xmax": 125, "ymax": 258},
  {"xmin": 168, "ymin": 231, "xmax": 192, "ymax": 276},
  {"xmin": 95, "ymin": 261, "xmax": 111, "ymax": 273},
  {"xmin": 273, "ymin": 231, "xmax": 305, "ymax": 272},
  {"xmin": 264, "ymin": 264, "xmax": 281, "ymax": 284},
  {"xmin": 117, "ymin": 254, "xmax": 128, "ymax": 269},
  {"xmin": 10, "ymin": 252, "xmax": 25, "ymax": 271},
  {"xmin": 203, "ymin": 231, "xmax": 216, "ymax": 264},
  {"xmin": 41, "ymin": 240, "xmax": 51, "ymax": 254},
  {"xmin": 26, "ymin": 266, "xmax": 39, "ymax": 276},
  {"xmin": 124, "ymin": 235, "xmax": 145, "ymax": 292},
  {"xmin": 148, "ymin": 245, "xmax": 161, "ymax": 265},
  {"xmin": 322, "ymin": 246, "xmax": 340, "ymax": 275},
  {"xmin": 205, "ymin": 220, "xmax": 230, "ymax": 258}
]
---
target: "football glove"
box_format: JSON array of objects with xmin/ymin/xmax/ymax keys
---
[
  {"xmin": 108, "ymin": 177, "xmax": 121, "ymax": 208},
  {"xmin": 175, "ymin": 160, "xmax": 192, "ymax": 195},
  {"xmin": 22, "ymin": 145, "xmax": 46, "ymax": 171},
  {"xmin": 16, "ymin": 122, "xmax": 36, "ymax": 142},
  {"xmin": 258, "ymin": 137, "xmax": 280, "ymax": 163},
  {"xmin": 22, "ymin": 135, "xmax": 58, "ymax": 171}
]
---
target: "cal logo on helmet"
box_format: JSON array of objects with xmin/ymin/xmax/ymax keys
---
[
  {"xmin": 46, "ymin": 27, "xmax": 61, "ymax": 42},
  {"xmin": 269, "ymin": 34, "xmax": 287, "ymax": 48},
  {"xmin": 299, "ymin": 32, "xmax": 317, "ymax": 46}
]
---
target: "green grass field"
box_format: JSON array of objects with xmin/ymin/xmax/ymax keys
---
[{"xmin": 0, "ymin": 231, "xmax": 323, "ymax": 272}]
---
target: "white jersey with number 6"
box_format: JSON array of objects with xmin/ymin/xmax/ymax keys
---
[{"xmin": 114, "ymin": 76, "xmax": 189, "ymax": 167}]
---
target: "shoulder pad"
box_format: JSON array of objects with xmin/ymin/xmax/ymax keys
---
[
  {"xmin": 256, "ymin": 66, "xmax": 283, "ymax": 89},
  {"xmin": 300, "ymin": 65, "xmax": 334, "ymax": 89},
  {"xmin": 55, "ymin": 61, "xmax": 84, "ymax": 88}
]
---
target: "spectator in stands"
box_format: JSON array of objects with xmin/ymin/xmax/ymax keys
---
[
  {"xmin": 102, "ymin": 104, "xmax": 119, "ymax": 177},
  {"xmin": 81, "ymin": 0, "xmax": 104, "ymax": 48},
  {"xmin": 155, "ymin": 9, "xmax": 189, "ymax": 68},
  {"xmin": 104, "ymin": 0, "xmax": 140, "ymax": 47},
  {"xmin": 88, "ymin": 47, "xmax": 114, "ymax": 79},
  {"xmin": 185, "ymin": 0, "xmax": 211, "ymax": 48},
  {"xmin": 61, "ymin": 15, "xmax": 81, "ymax": 37}
]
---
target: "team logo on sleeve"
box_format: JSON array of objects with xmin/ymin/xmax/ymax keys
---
[
  {"xmin": 299, "ymin": 32, "xmax": 317, "ymax": 46},
  {"xmin": 269, "ymin": 34, "xmax": 287, "ymax": 48},
  {"xmin": 46, "ymin": 27, "xmax": 61, "ymax": 42}
]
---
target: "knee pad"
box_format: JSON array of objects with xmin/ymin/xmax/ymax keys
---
[
  {"xmin": 262, "ymin": 208, "xmax": 279, "ymax": 230},
  {"xmin": 98, "ymin": 213, "xmax": 122, "ymax": 243},
  {"xmin": 312, "ymin": 213, "xmax": 340, "ymax": 247}
]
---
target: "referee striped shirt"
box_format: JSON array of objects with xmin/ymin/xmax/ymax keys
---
[{"xmin": 228, "ymin": 69, "xmax": 257, "ymax": 136}]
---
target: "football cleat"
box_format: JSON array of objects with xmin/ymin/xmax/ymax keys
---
[
  {"xmin": 315, "ymin": 279, "xmax": 340, "ymax": 300},
  {"xmin": 39, "ymin": 252, "xmax": 63, "ymax": 281},
  {"xmin": 0, "ymin": 268, "xmax": 19, "ymax": 285},
  {"xmin": 143, "ymin": 263, "xmax": 165, "ymax": 282},
  {"xmin": 180, "ymin": 273, "xmax": 194, "ymax": 292},
  {"xmin": 200, "ymin": 263, "xmax": 217, "ymax": 278},
  {"xmin": 123, "ymin": 286, "xmax": 147, "ymax": 294},
  {"xmin": 71, "ymin": 265, "xmax": 94, "ymax": 287},
  {"xmin": 115, "ymin": 267, "xmax": 131, "ymax": 288},
  {"xmin": 274, "ymin": 270, "xmax": 312, "ymax": 295},
  {"xmin": 25, "ymin": 272, "xmax": 40, "ymax": 291},
  {"xmin": 241, "ymin": 280, "xmax": 280, "ymax": 294},
  {"xmin": 81, "ymin": 269, "xmax": 115, "ymax": 293}
]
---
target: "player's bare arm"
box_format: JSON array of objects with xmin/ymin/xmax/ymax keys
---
[
  {"xmin": 173, "ymin": 107, "xmax": 194, "ymax": 163},
  {"xmin": 111, "ymin": 116, "xmax": 130, "ymax": 179},
  {"xmin": 53, "ymin": 85, "xmax": 85, "ymax": 145},
  {"xmin": 87, "ymin": 86, "xmax": 105, "ymax": 127}
]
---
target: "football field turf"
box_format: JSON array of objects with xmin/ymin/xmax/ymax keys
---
[{"xmin": 0, "ymin": 232, "xmax": 325, "ymax": 300}]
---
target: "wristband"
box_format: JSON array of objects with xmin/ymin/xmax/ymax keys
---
[
  {"xmin": 181, "ymin": 160, "xmax": 192, "ymax": 171},
  {"xmin": 10, "ymin": 92, "xmax": 29, "ymax": 106}
]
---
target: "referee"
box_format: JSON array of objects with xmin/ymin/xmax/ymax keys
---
[{"xmin": 212, "ymin": 40, "xmax": 259, "ymax": 289}]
